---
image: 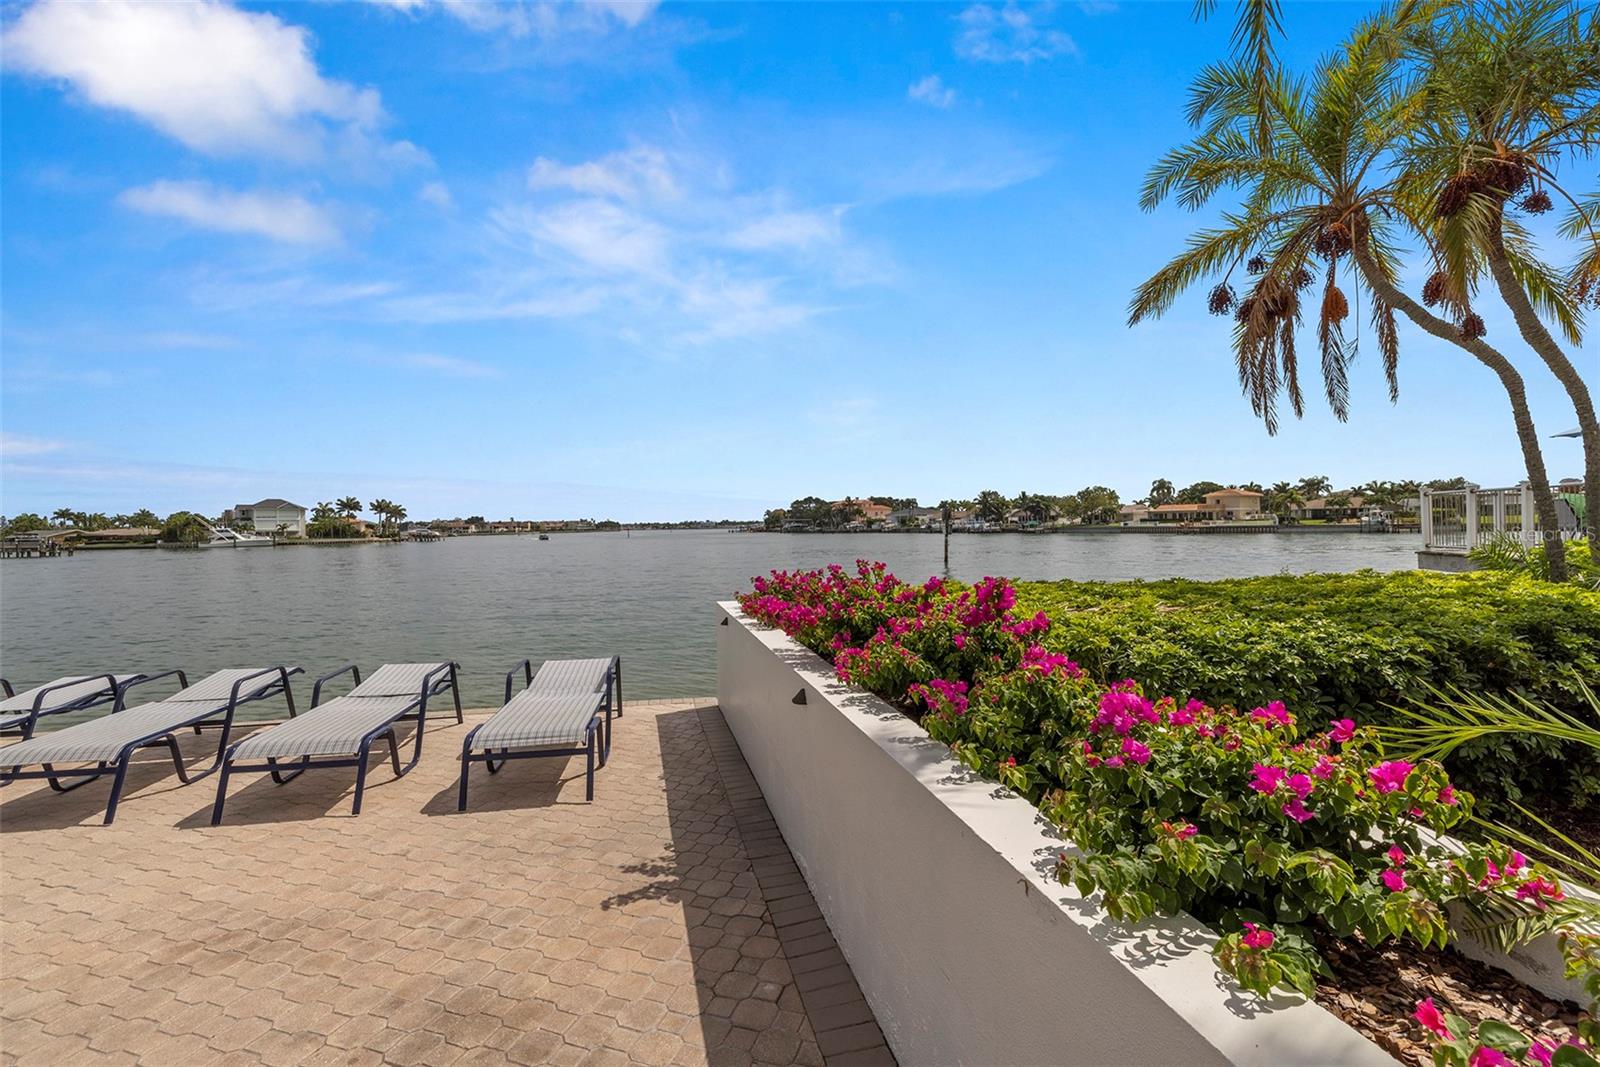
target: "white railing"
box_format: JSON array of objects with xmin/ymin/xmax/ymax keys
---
[{"xmin": 1421, "ymin": 483, "xmax": 1584, "ymax": 554}]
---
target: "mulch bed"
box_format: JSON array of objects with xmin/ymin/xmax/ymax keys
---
[{"xmin": 1313, "ymin": 930, "xmax": 1584, "ymax": 1066}]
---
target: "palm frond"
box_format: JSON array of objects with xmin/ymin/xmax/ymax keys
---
[{"xmin": 1382, "ymin": 679, "xmax": 1600, "ymax": 763}]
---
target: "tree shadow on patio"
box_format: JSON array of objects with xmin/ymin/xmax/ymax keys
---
[{"xmin": 592, "ymin": 705, "xmax": 828, "ymax": 1067}]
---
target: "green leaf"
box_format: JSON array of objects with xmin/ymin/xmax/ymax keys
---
[
  {"xmin": 1475, "ymin": 1021, "xmax": 1530, "ymax": 1058},
  {"xmin": 1551, "ymin": 1045, "xmax": 1600, "ymax": 1067}
]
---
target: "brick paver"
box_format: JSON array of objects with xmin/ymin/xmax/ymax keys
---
[{"xmin": 0, "ymin": 699, "xmax": 892, "ymax": 1067}]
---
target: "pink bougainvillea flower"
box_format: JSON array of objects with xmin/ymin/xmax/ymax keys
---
[
  {"xmin": 1368, "ymin": 760, "xmax": 1414, "ymax": 794},
  {"xmin": 1469, "ymin": 1047, "xmax": 1511, "ymax": 1067},
  {"xmin": 1515, "ymin": 878, "xmax": 1565, "ymax": 907},
  {"xmin": 1240, "ymin": 922, "xmax": 1275, "ymax": 950},
  {"xmin": 1282, "ymin": 798, "xmax": 1315, "ymax": 823},
  {"xmin": 1387, "ymin": 845, "xmax": 1407, "ymax": 867},
  {"xmin": 1175, "ymin": 823, "xmax": 1198, "ymax": 839},
  {"xmin": 1251, "ymin": 701, "xmax": 1294, "ymax": 728},
  {"xmin": 1438, "ymin": 784, "xmax": 1458, "ymax": 806},
  {"xmin": 1382, "ymin": 869, "xmax": 1408, "ymax": 893},
  {"xmin": 1328, "ymin": 718, "xmax": 1356, "ymax": 743},
  {"xmin": 1004, "ymin": 756, "xmax": 1016, "ymax": 768},
  {"xmin": 1249, "ymin": 764, "xmax": 1287, "ymax": 794},
  {"xmin": 953, "ymin": 633, "xmax": 968, "ymax": 650},
  {"xmin": 1103, "ymin": 756, "xmax": 1125, "ymax": 769},
  {"xmin": 1285, "ymin": 773, "xmax": 1315, "ymax": 800},
  {"xmin": 1412, "ymin": 998, "xmax": 1451, "ymax": 1038},
  {"xmin": 1529, "ymin": 1040, "xmax": 1556, "ymax": 1067},
  {"xmin": 1505, "ymin": 851, "xmax": 1528, "ymax": 877},
  {"xmin": 1121, "ymin": 738, "xmax": 1152, "ymax": 766},
  {"xmin": 1311, "ymin": 756, "xmax": 1337, "ymax": 780},
  {"xmin": 1478, "ymin": 860, "xmax": 1502, "ymax": 888}
]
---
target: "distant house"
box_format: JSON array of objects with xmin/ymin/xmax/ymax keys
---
[
  {"xmin": 1148, "ymin": 489, "xmax": 1267, "ymax": 524},
  {"xmin": 833, "ymin": 499, "xmax": 893, "ymax": 523},
  {"xmin": 886, "ymin": 507, "xmax": 939, "ymax": 529},
  {"xmin": 233, "ymin": 498, "xmax": 307, "ymax": 536},
  {"xmin": 1118, "ymin": 504, "xmax": 1152, "ymax": 525},
  {"xmin": 1294, "ymin": 495, "xmax": 1365, "ymax": 522}
]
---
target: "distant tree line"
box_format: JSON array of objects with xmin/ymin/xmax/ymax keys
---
[{"xmin": 757, "ymin": 476, "xmax": 1481, "ymax": 531}]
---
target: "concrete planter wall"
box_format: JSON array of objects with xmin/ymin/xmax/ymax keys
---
[{"xmin": 716, "ymin": 603, "xmax": 1395, "ymax": 1067}]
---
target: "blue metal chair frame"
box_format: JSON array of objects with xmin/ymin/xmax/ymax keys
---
[
  {"xmin": 0, "ymin": 673, "xmax": 144, "ymax": 741},
  {"xmin": 209, "ymin": 661, "xmax": 462, "ymax": 825},
  {"xmin": 455, "ymin": 656, "xmax": 619, "ymax": 811},
  {"xmin": 0, "ymin": 667, "xmax": 302, "ymax": 825}
]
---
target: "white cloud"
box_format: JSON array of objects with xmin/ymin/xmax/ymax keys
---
[
  {"xmin": 528, "ymin": 146, "xmax": 677, "ymax": 203},
  {"xmin": 726, "ymin": 209, "xmax": 843, "ymax": 251},
  {"xmin": 418, "ymin": 180, "xmax": 454, "ymax": 209},
  {"xmin": 367, "ymin": 0, "xmax": 657, "ymax": 37},
  {"xmin": 0, "ymin": 433, "xmax": 67, "ymax": 457},
  {"xmin": 907, "ymin": 75, "xmax": 957, "ymax": 108},
  {"xmin": 4, "ymin": 0, "xmax": 412, "ymax": 163},
  {"xmin": 399, "ymin": 353, "xmax": 501, "ymax": 378},
  {"xmin": 1078, "ymin": 1, "xmax": 1118, "ymax": 13},
  {"xmin": 120, "ymin": 180, "xmax": 339, "ymax": 244},
  {"xmin": 520, "ymin": 198, "xmax": 673, "ymax": 275},
  {"xmin": 956, "ymin": 2, "xmax": 1077, "ymax": 63}
]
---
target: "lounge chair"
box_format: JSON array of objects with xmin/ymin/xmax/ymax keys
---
[
  {"xmin": 456, "ymin": 655, "xmax": 620, "ymax": 810},
  {"xmin": 0, "ymin": 667, "xmax": 302, "ymax": 825},
  {"xmin": 209, "ymin": 661, "xmax": 461, "ymax": 824},
  {"xmin": 0, "ymin": 673, "xmax": 145, "ymax": 740}
]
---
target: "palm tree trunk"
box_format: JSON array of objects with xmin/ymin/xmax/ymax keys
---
[
  {"xmin": 1352, "ymin": 244, "xmax": 1569, "ymax": 582},
  {"xmin": 1485, "ymin": 220, "xmax": 1599, "ymax": 564}
]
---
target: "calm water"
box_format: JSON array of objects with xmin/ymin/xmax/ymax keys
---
[{"xmin": 0, "ymin": 530, "xmax": 1420, "ymax": 715}]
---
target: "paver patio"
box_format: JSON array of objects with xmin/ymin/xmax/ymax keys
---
[{"xmin": 0, "ymin": 699, "xmax": 892, "ymax": 1067}]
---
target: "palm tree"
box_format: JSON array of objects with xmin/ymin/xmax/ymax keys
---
[
  {"xmin": 1397, "ymin": 0, "xmax": 1600, "ymax": 561},
  {"xmin": 1270, "ymin": 482, "xmax": 1305, "ymax": 520},
  {"xmin": 1130, "ymin": 5, "xmax": 1573, "ymax": 579},
  {"xmin": 1149, "ymin": 478, "xmax": 1177, "ymax": 506},
  {"xmin": 129, "ymin": 508, "xmax": 160, "ymax": 529},
  {"xmin": 51, "ymin": 507, "xmax": 74, "ymax": 528},
  {"xmin": 974, "ymin": 490, "xmax": 1010, "ymax": 524},
  {"xmin": 390, "ymin": 504, "xmax": 407, "ymax": 532},
  {"xmin": 1297, "ymin": 476, "xmax": 1332, "ymax": 499},
  {"xmin": 337, "ymin": 496, "xmax": 363, "ymax": 518},
  {"xmin": 368, "ymin": 499, "xmax": 393, "ymax": 536}
]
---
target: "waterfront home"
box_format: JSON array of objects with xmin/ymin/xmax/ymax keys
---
[
  {"xmin": 1118, "ymin": 503, "xmax": 1152, "ymax": 524},
  {"xmin": 231, "ymin": 498, "xmax": 307, "ymax": 537},
  {"xmin": 832, "ymin": 498, "xmax": 892, "ymax": 523},
  {"xmin": 1294, "ymin": 494, "xmax": 1366, "ymax": 522},
  {"xmin": 886, "ymin": 506, "xmax": 940, "ymax": 529},
  {"xmin": 1148, "ymin": 488, "xmax": 1267, "ymax": 523}
]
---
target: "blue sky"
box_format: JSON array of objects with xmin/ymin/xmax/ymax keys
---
[{"xmin": 1, "ymin": 0, "xmax": 1591, "ymax": 521}]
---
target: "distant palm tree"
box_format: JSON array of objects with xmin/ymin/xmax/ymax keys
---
[
  {"xmin": 975, "ymin": 490, "xmax": 1010, "ymax": 523},
  {"xmin": 130, "ymin": 508, "xmax": 160, "ymax": 528},
  {"xmin": 337, "ymin": 496, "xmax": 363, "ymax": 518},
  {"xmin": 51, "ymin": 507, "xmax": 74, "ymax": 528},
  {"xmin": 1297, "ymin": 476, "xmax": 1332, "ymax": 499},
  {"xmin": 1148, "ymin": 479, "xmax": 1176, "ymax": 507},
  {"xmin": 368, "ymin": 499, "xmax": 393, "ymax": 536},
  {"xmin": 390, "ymin": 504, "xmax": 407, "ymax": 531}
]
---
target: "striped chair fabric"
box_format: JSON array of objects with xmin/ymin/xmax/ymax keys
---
[
  {"xmin": 475, "ymin": 691, "xmax": 601, "ymax": 750},
  {"xmin": 529, "ymin": 658, "xmax": 612, "ymax": 695},
  {"xmin": 0, "ymin": 675, "xmax": 135, "ymax": 714},
  {"xmin": 0, "ymin": 669, "xmax": 280, "ymax": 767},
  {"xmin": 349, "ymin": 663, "xmax": 447, "ymax": 698},
  {"xmin": 230, "ymin": 696, "xmax": 417, "ymax": 761}
]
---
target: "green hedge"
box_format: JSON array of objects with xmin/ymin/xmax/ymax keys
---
[{"xmin": 1014, "ymin": 570, "xmax": 1600, "ymax": 812}]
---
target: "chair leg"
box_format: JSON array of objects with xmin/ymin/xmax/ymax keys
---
[
  {"xmin": 161, "ymin": 735, "xmax": 194, "ymax": 783},
  {"xmin": 268, "ymin": 757, "xmax": 307, "ymax": 785},
  {"xmin": 386, "ymin": 730, "xmax": 403, "ymax": 776},
  {"xmin": 351, "ymin": 743, "xmax": 371, "ymax": 816},
  {"xmin": 102, "ymin": 754, "xmax": 135, "ymax": 825},
  {"xmin": 42, "ymin": 762, "xmax": 108, "ymax": 793},
  {"xmin": 585, "ymin": 731, "xmax": 595, "ymax": 802},
  {"xmin": 210, "ymin": 757, "xmax": 235, "ymax": 826},
  {"xmin": 457, "ymin": 749, "xmax": 471, "ymax": 812}
]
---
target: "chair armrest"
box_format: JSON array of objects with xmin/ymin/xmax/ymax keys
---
[
  {"xmin": 312, "ymin": 663, "xmax": 362, "ymax": 708},
  {"xmin": 228, "ymin": 666, "xmax": 303, "ymax": 712},
  {"xmin": 115, "ymin": 669, "xmax": 189, "ymax": 710},
  {"xmin": 0, "ymin": 678, "xmax": 12, "ymax": 699},
  {"xmin": 504, "ymin": 658, "xmax": 533, "ymax": 704}
]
